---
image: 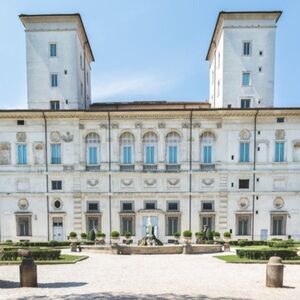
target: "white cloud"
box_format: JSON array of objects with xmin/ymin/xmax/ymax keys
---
[{"xmin": 92, "ymin": 73, "xmax": 174, "ymax": 101}]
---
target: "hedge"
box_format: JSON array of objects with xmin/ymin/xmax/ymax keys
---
[
  {"xmin": 0, "ymin": 241, "xmax": 71, "ymax": 247},
  {"xmin": 0, "ymin": 248, "xmax": 61, "ymax": 261},
  {"xmin": 229, "ymin": 240, "xmax": 268, "ymax": 246},
  {"xmin": 236, "ymin": 248, "xmax": 297, "ymax": 260}
]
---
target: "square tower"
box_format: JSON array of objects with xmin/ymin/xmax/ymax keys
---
[
  {"xmin": 19, "ymin": 14, "xmax": 94, "ymax": 110},
  {"xmin": 206, "ymin": 11, "xmax": 282, "ymax": 108}
]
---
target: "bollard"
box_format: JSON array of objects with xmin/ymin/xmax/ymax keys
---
[
  {"xmin": 19, "ymin": 249, "xmax": 37, "ymax": 287},
  {"xmin": 223, "ymin": 242, "xmax": 230, "ymax": 252},
  {"xmin": 266, "ymin": 256, "xmax": 284, "ymax": 288},
  {"xmin": 70, "ymin": 242, "xmax": 77, "ymax": 252}
]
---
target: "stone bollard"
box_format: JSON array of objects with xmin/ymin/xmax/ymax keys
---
[
  {"xmin": 223, "ymin": 242, "xmax": 230, "ymax": 252},
  {"xmin": 111, "ymin": 244, "xmax": 119, "ymax": 255},
  {"xmin": 266, "ymin": 256, "xmax": 284, "ymax": 288},
  {"xmin": 18, "ymin": 249, "xmax": 37, "ymax": 287},
  {"xmin": 70, "ymin": 242, "xmax": 77, "ymax": 252},
  {"xmin": 182, "ymin": 243, "xmax": 192, "ymax": 254}
]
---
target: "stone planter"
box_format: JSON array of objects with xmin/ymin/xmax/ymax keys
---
[
  {"xmin": 96, "ymin": 237, "xmax": 106, "ymax": 245},
  {"xmin": 183, "ymin": 237, "xmax": 192, "ymax": 244},
  {"xmin": 111, "ymin": 237, "xmax": 120, "ymax": 245}
]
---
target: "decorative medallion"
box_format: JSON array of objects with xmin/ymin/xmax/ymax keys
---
[
  {"xmin": 239, "ymin": 129, "xmax": 251, "ymax": 140},
  {"xmin": 144, "ymin": 179, "xmax": 157, "ymax": 187},
  {"xmin": 135, "ymin": 122, "xmax": 143, "ymax": 129},
  {"xmin": 167, "ymin": 178, "xmax": 180, "ymax": 186},
  {"xmin": 202, "ymin": 178, "xmax": 214, "ymax": 186},
  {"xmin": 111, "ymin": 122, "xmax": 119, "ymax": 129},
  {"xmin": 100, "ymin": 123, "xmax": 108, "ymax": 129},
  {"xmin": 50, "ymin": 131, "xmax": 61, "ymax": 142},
  {"xmin": 238, "ymin": 197, "xmax": 249, "ymax": 209},
  {"xmin": 61, "ymin": 132, "xmax": 74, "ymax": 143},
  {"xmin": 275, "ymin": 129, "xmax": 285, "ymax": 140},
  {"xmin": 79, "ymin": 124, "xmax": 85, "ymax": 130},
  {"xmin": 273, "ymin": 197, "xmax": 284, "ymax": 209},
  {"xmin": 216, "ymin": 122, "xmax": 222, "ymax": 129},
  {"xmin": 16, "ymin": 132, "xmax": 27, "ymax": 143},
  {"xmin": 121, "ymin": 178, "xmax": 134, "ymax": 186},
  {"xmin": 87, "ymin": 179, "xmax": 99, "ymax": 187},
  {"xmin": 18, "ymin": 198, "xmax": 29, "ymax": 210},
  {"xmin": 193, "ymin": 122, "xmax": 201, "ymax": 128},
  {"xmin": 52, "ymin": 198, "xmax": 63, "ymax": 210},
  {"xmin": 158, "ymin": 122, "xmax": 166, "ymax": 129},
  {"xmin": 34, "ymin": 143, "xmax": 43, "ymax": 150},
  {"xmin": 182, "ymin": 122, "xmax": 190, "ymax": 129}
]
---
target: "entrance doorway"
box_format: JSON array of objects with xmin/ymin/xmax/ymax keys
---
[
  {"xmin": 142, "ymin": 216, "xmax": 158, "ymax": 237},
  {"xmin": 53, "ymin": 217, "xmax": 63, "ymax": 241}
]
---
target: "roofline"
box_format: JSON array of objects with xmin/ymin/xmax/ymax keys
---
[
  {"xmin": 19, "ymin": 13, "xmax": 95, "ymax": 62},
  {"xmin": 206, "ymin": 11, "xmax": 282, "ymax": 61}
]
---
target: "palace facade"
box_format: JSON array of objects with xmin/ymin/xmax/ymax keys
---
[{"xmin": 1, "ymin": 11, "xmax": 299, "ymax": 243}]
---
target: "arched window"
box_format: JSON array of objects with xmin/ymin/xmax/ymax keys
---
[
  {"xmin": 120, "ymin": 132, "xmax": 134, "ymax": 164},
  {"xmin": 143, "ymin": 132, "xmax": 158, "ymax": 164},
  {"xmin": 200, "ymin": 132, "xmax": 214, "ymax": 164},
  {"xmin": 85, "ymin": 133, "xmax": 100, "ymax": 165},
  {"xmin": 239, "ymin": 130, "xmax": 250, "ymax": 163},
  {"xmin": 166, "ymin": 132, "xmax": 180, "ymax": 164}
]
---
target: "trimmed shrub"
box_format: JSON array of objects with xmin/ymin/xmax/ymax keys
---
[
  {"xmin": 237, "ymin": 248, "xmax": 297, "ymax": 260},
  {"xmin": 9, "ymin": 241, "xmax": 70, "ymax": 247},
  {"xmin": 174, "ymin": 231, "xmax": 181, "ymax": 239},
  {"xmin": 69, "ymin": 232, "xmax": 77, "ymax": 239},
  {"xmin": 213, "ymin": 232, "xmax": 220, "ymax": 238},
  {"xmin": 224, "ymin": 232, "xmax": 231, "ymax": 239},
  {"xmin": 81, "ymin": 233, "xmax": 87, "ymax": 239},
  {"xmin": 205, "ymin": 240, "xmax": 214, "ymax": 244},
  {"xmin": 205, "ymin": 229, "xmax": 213, "ymax": 240},
  {"xmin": 183, "ymin": 230, "xmax": 192, "ymax": 238},
  {"xmin": 195, "ymin": 232, "xmax": 205, "ymax": 238},
  {"xmin": 0, "ymin": 248, "xmax": 61, "ymax": 261},
  {"xmin": 268, "ymin": 240, "xmax": 294, "ymax": 248},
  {"xmin": 124, "ymin": 231, "xmax": 131, "ymax": 239},
  {"xmin": 111, "ymin": 231, "xmax": 120, "ymax": 238},
  {"xmin": 88, "ymin": 230, "xmax": 96, "ymax": 241}
]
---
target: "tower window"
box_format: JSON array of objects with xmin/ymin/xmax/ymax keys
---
[
  {"xmin": 243, "ymin": 42, "xmax": 251, "ymax": 56},
  {"xmin": 51, "ymin": 74, "xmax": 58, "ymax": 87},
  {"xmin": 17, "ymin": 120, "xmax": 25, "ymax": 126},
  {"xmin": 242, "ymin": 72, "xmax": 251, "ymax": 86},
  {"xmin": 50, "ymin": 43, "xmax": 57, "ymax": 57},
  {"xmin": 239, "ymin": 179, "xmax": 249, "ymax": 189},
  {"xmin": 51, "ymin": 180, "xmax": 62, "ymax": 190},
  {"xmin": 277, "ymin": 117, "xmax": 285, "ymax": 123},
  {"xmin": 50, "ymin": 101, "xmax": 60, "ymax": 111},
  {"xmin": 241, "ymin": 99, "xmax": 251, "ymax": 108}
]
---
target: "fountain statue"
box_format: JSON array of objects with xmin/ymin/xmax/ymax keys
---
[
  {"xmin": 146, "ymin": 217, "xmax": 153, "ymax": 238},
  {"xmin": 137, "ymin": 216, "xmax": 163, "ymax": 246}
]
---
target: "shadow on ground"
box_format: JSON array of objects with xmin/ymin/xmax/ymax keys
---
[
  {"xmin": 0, "ymin": 280, "xmax": 87, "ymax": 289},
  {"xmin": 13, "ymin": 292, "xmax": 254, "ymax": 300}
]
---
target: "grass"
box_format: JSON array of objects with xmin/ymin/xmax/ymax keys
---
[
  {"xmin": 0, "ymin": 254, "xmax": 88, "ymax": 265},
  {"xmin": 215, "ymin": 255, "xmax": 300, "ymax": 264}
]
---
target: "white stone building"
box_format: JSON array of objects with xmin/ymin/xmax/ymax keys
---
[{"xmin": 1, "ymin": 11, "xmax": 299, "ymax": 243}]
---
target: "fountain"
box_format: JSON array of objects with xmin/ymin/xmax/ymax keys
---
[{"xmin": 138, "ymin": 217, "xmax": 163, "ymax": 246}]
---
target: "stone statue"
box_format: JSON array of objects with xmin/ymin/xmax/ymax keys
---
[{"xmin": 146, "ymin": 217, "xmax": 153, "ymax": 238}]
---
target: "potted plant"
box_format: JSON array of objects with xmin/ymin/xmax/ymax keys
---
[
  {"xmin": 195, "ymin": 231, "xmax": 205, "ymax": 244},
  {"xmin": 69, "ymin": 231, "xmax": 78, "ymax": 252},
  {"xmin": 111, "ymin": 230, "xmax": 120, "ymax": 244},
  {"xmin": 213, "ymin": 231, "xmax": 220, "ymax": 241},
  {"xmin": 96, "ymin": 231, "xmax": 106, "ymax": 244},
  {"xmin": 223, "ymin": 231, "xmax": 231, "ymax": 241},
  {"xmin": 182, "ymin": 230, "xmax": 192, "ymax": 244},
  {"xmin": 124, "ymin": 231, "xmax": 132, "ymax": 245},
  {"xmin": 81, "ymin": 233, "xmax": 87, "ymax": 240},
  {"xmin": 69, "ymin": 231, "xmax": 77, "ymax": 241},
  {"xmin": 174, "ymin": 231, "xmax": 181, "ymax": 244}
]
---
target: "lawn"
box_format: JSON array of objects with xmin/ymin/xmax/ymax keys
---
[
  {"xmin": 215, "ymin": 255, "xmax": 300, "ymax": 264},
  {"xmin": 0, "ymin": 254, "xmax": 88, "ymax": 265}
]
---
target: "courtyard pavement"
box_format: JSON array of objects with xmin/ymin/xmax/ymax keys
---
[{"xmin": 0, "ymin": 249, "xmax": 300, "ymax": 299}]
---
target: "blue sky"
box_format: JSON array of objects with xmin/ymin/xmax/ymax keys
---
[{"xmin": 0, "ymin": 0, "xmax": 299, "ymax": 108}]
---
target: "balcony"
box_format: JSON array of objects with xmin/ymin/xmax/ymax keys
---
[
  {"xmin": 120, "ymin": 164, "xmax": 135, "ymax": 172},
  {"xmin": 166, "ymin": 164, "xmax": 181, "ymax": 172},
  {"xmin": 143, "ymin": 164, "xmax": 158, "ymax": 172},
  {"xmin": 200, "ymin": 163, "xmax": 215, "ymax": 171}
]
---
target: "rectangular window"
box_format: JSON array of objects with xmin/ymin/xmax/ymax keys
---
[
  {"xmin": 241, "ymin": 99, "xmax": 251, "ymax": 108},
  {"xmin": 51, "ymin": 180, "xmax": 62, "ymax": 190},
  {"xmin": 50, "ymin": 43, "xmax": 57, "ymax": 57},
  {"xmin": 121, "ymin": 202, "xmax": 134, "ymax": 212},
  {"xmin": 240, "ymin": 142, "xmax": 250, "ymax": 162},
  {"xmin": 86, "ymin": 216, "xmax": 100, "ymax": 232},
  {"xmin": 277, "ymin": 117, "xmax": 285, "ymax": 123},
  {"xmin": 275, "ymin": 142, "xmax": 284, "ymax": 162},
  {"xmin": 88, "ymin": 146, "xmax": 98, "ymax": 165},
  {"xmin": 239, "ymin": 179, "xmax": 249, "ymax": 189},
  {"xmin": 201, "ymin": 201, "xmax": 214, "ymax": 212},
  {"xmin": 144, "ymin": 201, "xmax": 156, "ymax": 210},
  {"xmin": 17, "ymin": 144, "xmax": 27, "ymax": 165},
  {"xmin": 167, "ymin": 201, "xmax": 179, "ymax": 212},
  {"xmin": 237, "ymin": 215, "xmax": 251, "ymax": 235},
  {"xmin": 51, "ymin": 74, "xmax": 58, "ymax": 87},
  {"xmin": 50, "ymin": 101, "xmax": 60, "ymax": 110},
  {"xmin": 201, "ymin": 215, "xmax": 215, "ymax": 231},
  {"xmin": 17, "ymin": 120, "xmax": 25, "ymax": 126},
  {"xmin": 243, "ymin": 42, "xmax": 251, "ymax": 56},
  {"xmin": 87, "ymin": 202, "xmax": 99, "ymax": 212},
  {"xmin": 17, "ymin": 215, "xmax": 31, "ymax": 236},
  {"xmin": 167, "ymin": 217, "xmax": 179, "ymax": 236},
  {"xmin": 168, "ymin": 146, "xmax": 178, "ymax": 164},
  {"xmin": 123, "ymin": 146, "xmax": 132, "ymax": 164},
  {"xmin": 121, "ymin": 216, "xmax": 134, "ymax": 236},
  {"xmin": 203, "ymin": 145, "xmax": 212, "ymax": 164},
  {"xmin": 145, "ymin": 146, "xmax": 155, "ymax": 164},
  {"xmin": 271, "ymin": 215, "xmax": 286, "ymax": 235},
  {"xmin": 51, "ymin": 144, "xmax": 61, "ymax": 164},
  {"xmin": 242, "ymin": 72, "xmax": 251, "ymax": 86}
]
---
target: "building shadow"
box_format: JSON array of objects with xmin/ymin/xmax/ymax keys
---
[
  {"xmin": 38, "ymin": 282, "xmax": 87, "ymax": 288},
  {"xmin": 0, "ymin": 280, "xmax": 20, "ymax": 288}
]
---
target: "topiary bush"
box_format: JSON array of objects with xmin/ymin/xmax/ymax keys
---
[
  {"xmin": 96, "ymin": 231, "xmax": 106, "ymax": 238},
  {"xmin": 111, "ymin": 230, "xmax": 120, "ymax": 238},
  {"xmin": 69, "ymin": 232, "xmax": 77, "ymax": 239},
  {"xmin": 195, "ymin": 232, "xmax": 205, "ymax": 238},
  {"xmin": 237, "ymin": 248, "xmax": 297, "ymax": 260},
  {"xmin": 183, "ymin": 230, "xmax": 192, "ymax": 238},
  {"xmin": 213, "ymin": 232, "xmax": 220, "ymax": 238},
  {"xmin": 124, "ymin": 231, "xmax": 131, "ymax": 239},
  {"xmin": 205, "ymin": 229, "xmax": 213, "ymax": 240},
  {"xmin": 0, "ymin": 248, "xmax": 61, "ymax": 261},
  {"xmin": 81, "ymin": 233, "xmax": 87, "ymax": 239},
  {"xmin": 224, "ymin": 232, "xmax": 231, "ymax": 239},
  {"xmin": 88, "ymin": 230, "xmax": 96, "ymax": 241},
  {"xmin": 174, "ymin": 231, "xmax": 181, "ymax": 239}
]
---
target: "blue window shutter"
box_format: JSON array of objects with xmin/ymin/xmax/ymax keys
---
[
  {"xmin": 123, "ymin": 146, "xmax": 132, "ymax": 164},
  {"xmin": 169, "ymin": 146, "xmax": 177, "ymax": 164},
  {"xmin": 240, "ymin": 143, "xmax": 244, "ymax": 162},
  {"xmin": 203, "ymin": 146, "xmax": 212, "ymax": 163},
  {"xmin": 275, "ymin": 142, "xmax": 284, "ymax": 162},
  {"xmin": 89, "ymin": 146, "xmax": 97, "ymax": 164},
  {"xmin": 18, "ymin": 145, "xmax": 27, "ymax": 164},
  {"xmin": 245, "ymin": 143, "xmax": 249, "ymax": 162}
]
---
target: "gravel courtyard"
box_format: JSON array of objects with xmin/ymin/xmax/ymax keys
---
[{"xmin": 1, "ymin": 250, "xmax": 300, "ymax": 300}]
